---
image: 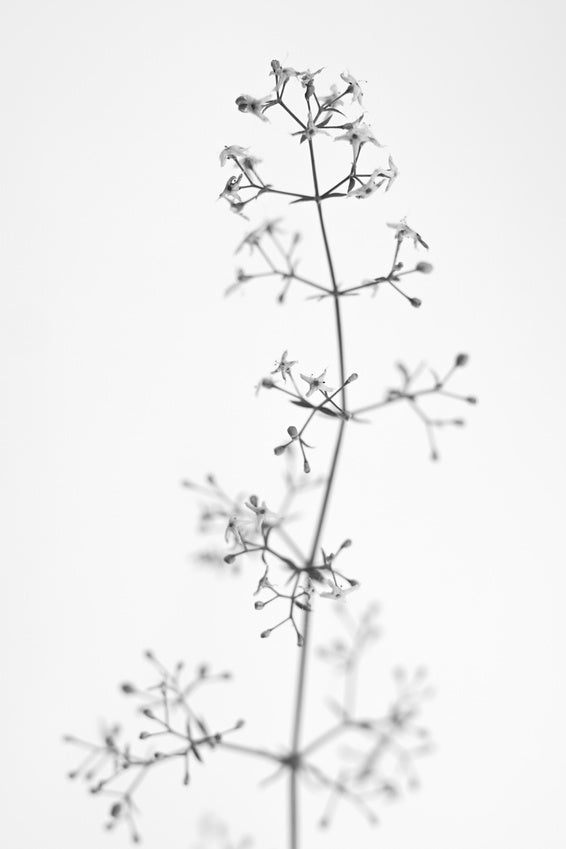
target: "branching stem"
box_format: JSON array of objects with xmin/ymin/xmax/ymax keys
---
[{"xmin": 288, "ymin": 133, "xmax": 348, "ymax": 849}]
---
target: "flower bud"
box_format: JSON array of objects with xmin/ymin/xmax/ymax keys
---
[
  {"xmin": 110, "ymin": 803, "xmax": 122, "ymax": 818},
  {"xmin": 297, "ymin": 633, "xmax": 305, "ymax": 648},
  {"xmin": 415, "ymin": 261, "xmax": 433, "ymax": 274},
  {"xmin": 254, "ymin": 601, "xmax": 264, "ymax": 610},
  {"xmin": 224, "ymin": 554, "xmax": 235, "ymax": 564},
  {"xmin": 287, "ymin": 425, "xmax": 298, "ymax": 438},
  {"xmin": 303, "ymin": 459, "xmax": 311, "ymax": 474},
  {"xmin": 260, "ymin": 629, "xmax": 272, "ymax": 639},
  {"xmin": 409, "ymin": 297, "xmax": 422, "ymax": 308},
  {"xmin": 455, "ymin": 353, "xmax": 469, "ymax": 367},
  {"xmin": 261, "ymin": 377, "xmax": 275, "ymax": 388},
  {"xmin": 120, "ymin": 682, "xmax": 136, "ymax": 695},
  {"xmin": 346, "ymin": 372, "xmax": 358, "ymax": 384},
  {"xmin": 274, "ymin": 444, "xmax": 287, "ymax": 456},
  {"xmin": 466, "ymin": 396, "xmax": 477, "ymax": 404}
]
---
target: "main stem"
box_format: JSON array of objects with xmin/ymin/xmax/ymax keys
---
[{"xmin": 288, "ymin": 137, "xmax": 348, "ymax": 849}]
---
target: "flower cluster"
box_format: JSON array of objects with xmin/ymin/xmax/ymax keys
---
[
  {"xmin": 65, "ymin": 653, "xmax": 243, "ymax": 843},
  {"xmin": 67, "ymin": 58, "xmax": 474, "ymax": 848}
]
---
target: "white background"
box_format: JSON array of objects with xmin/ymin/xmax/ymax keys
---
[{"xmin": 2, "ymin": 1, "xmax": 566, "ymax": 847}]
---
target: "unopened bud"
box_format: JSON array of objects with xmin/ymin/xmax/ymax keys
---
[
  {"xmin": 235, "ymin": 718, "xmax": 245, "ymax": 729},
  {"xmin": 110, "ymin": 803, "xmax": 122, "ymax": 818},
  {"xmin": 261, "ymin": 377, "xmax": 275, "ymax": 388},
  {"xmin": 415, "ymin": 261, "xmax": 433, "ymax": 274},
  {"xmin": 274, "ymin": 444, "xmax": 287, "ymax": 456},
  {"xmin": 452, "ymin": 418, "xmax": 465, "ymax": 426},
  {"xmin": 297, "ymin": 633, "xmax": 305, "ymax": 648},
  {"xmin": 466, "ymin": 396, "xmax": 478, "ymax": 405},
  {"xmin": 287, "ymin": 425, "xmax": 298, "ymax": 438},
  {"xmin": 303, "ymin": 459, "xmax": 311, "ymax": 474},
  {"xmin": 455, "ymin": 353, "xmax": 469, "ymax": 367},
  {"xmin": 409, "ymin": 297, "xmax": 422, "ymax": 308},
  {"xmin": 120, "ymin": 682, "xmax": 136, "ymax": 695},
  {"xmin": 224, "ymin": 554, "xmax": 235, "ymax": 564},
  {"xmin": 142, "ymin": 708, "xmax": 154, "ymax": 718},
  {"xmin": 346, "ymin": 372, "xmax": 358, "ymax": 384},
  {"xmin": 260, "ymin": 629, "xmax": 272, "ymax": 639},
  {"xmin": 254, "ymin": 601, "xmax": 264, "ymax": 610},
  {"xmin": 139, "ymin": 731, "xmax": 150, "ymax": 740}
]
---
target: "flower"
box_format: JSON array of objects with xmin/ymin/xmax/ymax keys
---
[
  {"xmin": 334, "ymin": 116, "xmax": 382, "ymax": 158},
  {"xmin": 219, "ymin": 145, "xmax": 248, "ymax": 166},
  {"xmin": 378, "ymin": 155, "xmax": 398, "ymax": 192},
  {"xmin": 271, "ymin": 350, "xmax": 297, "ymax": 382},
  {"xmin": 387, "ymin": 217, "xmax": 429, "ymax": 249},
  {"xmin": 218, "ymin": 174, "xmax": 243, "ymax": 204},
  {"xmin": 219, "ymin": 145, "xmax": 261, "ymax": 171},
  {"xmin": 319, "ymin": 578, "xmax": 361, "ymax": 601},
  {"xmin": 346, "ymin": 169, "xmax": 385, "ymax": 199},
  {"xmin": 235, "ymin": 219, "xmax": 282, "ymax": 254},
  {"xmin": 300, "ymin": 369, "xmax": 334, "ymax": 398},
  {"xmin": 245, "ymin": 495, "xmax": 278, "ymax": 531},
  {"xmin": 292, "ymin": 116, "xmax": 330, "ymax": 145},
  {"xmin": 340, "ymin": 71, "xmax": 364, "ymax": 106},
  {"xmin": 235, "ymin": 94, "xmax": 272, "ymax": 121},
  {"xmin": 224, "ymin": 516, "xmax": 246, "ymax": 546},
  {"xmin": 298, "ymin": 67, "xmax": 324, "ymax": 88},
  {"xmin": 270, "ymin": 60, "xmax": 300, "ymax": 89},
  {"xmin": 319, "ymin": 83, "xmax": 344, "ymax": 110}
]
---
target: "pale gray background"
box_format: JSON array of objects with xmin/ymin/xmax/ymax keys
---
[{"xmin": 2, "ymin": 0, "xmax": 566, "ymax": 847}]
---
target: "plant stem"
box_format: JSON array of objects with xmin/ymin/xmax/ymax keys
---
[{"xmin": 288, "ymin": 136, "xmax": 348, "ymax": 849}]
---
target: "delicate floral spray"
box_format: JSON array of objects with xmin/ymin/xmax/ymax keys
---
[{"xmin": 66, "ymin": 60, "xmax": 475, "ymax": 849}]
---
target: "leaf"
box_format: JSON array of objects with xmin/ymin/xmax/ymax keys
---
[{"xmin": 290, "ymin": 400, "xmax": 340, "ymax": 417}]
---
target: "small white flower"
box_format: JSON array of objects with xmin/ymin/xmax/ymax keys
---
[
  {"xmin": 298, "ymin": 67, "xmax": 324, "ymax": 88},
  {"xmin": 235, "ymin": 219, "xmax": 282, "ymax": 254},
  {"xmin": 219, "ymin": 145, "xmax": 248, "ymax": 166},
  {"xmin": 319, "ymin": 83, "xmax": 344, "ymax": 109},
  {"xmin": 235, "ymin": 94, "xmax": 272, "ymax": 122},
  {"xmin": 271, "ymin": 350, "xmax": 297, "ymax": 382},
  {"xmin": 387, "ymin": 217, "xmax": 429, "ymax": 249},
  {"xmin": 293, "ymin": 115, "xmax": 330, "ymax": 145},
  {"xmin": 346, "ymin": 169, "xmax": 385, "ymax": 199},
  {"xmin": 270, "ymin": 60, "xmax": 300, "ymax": 88},
  {"xmin": 225, "ymin": 516, "xmax": 246, "ymax": 545},
  {"xmin": 300, "ymin": 369, "xmax": 334, "ymax": 398},
  {"xmin": 245, "ymin": 496, "xmax": 278, "ymax": 531},
  {"xmin": 335, "ymin": 116, "xmax": 382, "ymax": 159},
  {"xmin": 219, "ymin": 145, "xmax": 262, "ymax": 171},
  {"xmin": 319, "ymin": 578, "xmax": 361, "ymax": 601},
  {"xmin": 340, "ymin": 71, "xmax": 364, "ymax": 106},
  {"xmin": 347, "ymin": 157, "xmax": 398, "ymax": 199},
  {"xmin": 218, "ymin": 174, "xmax": 243, "ymax": 204},
  {"xmin": 378, "ymin": 156, "xmax": 399, "ymax": 192}
]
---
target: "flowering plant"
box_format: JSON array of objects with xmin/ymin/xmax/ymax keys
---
[{"xmin": 66, "ymin": 60, "xmax": 474, "ymax": 848}]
